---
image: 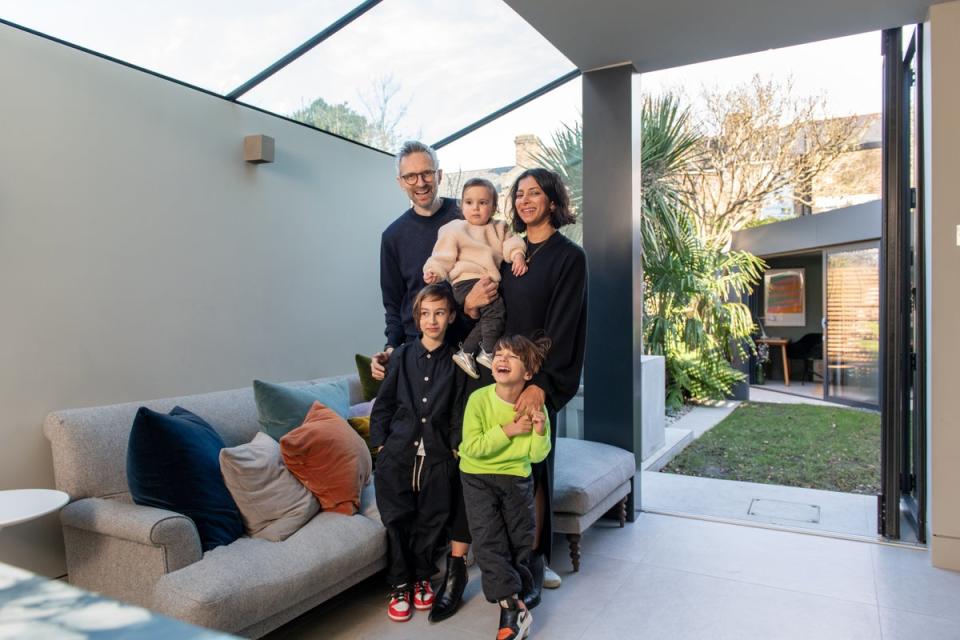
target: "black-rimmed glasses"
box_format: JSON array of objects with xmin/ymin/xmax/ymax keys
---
[{"xmin": 400, "ymin": 170, "xmax": 438, "ymax": 185}]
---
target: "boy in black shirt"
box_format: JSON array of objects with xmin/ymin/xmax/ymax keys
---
[{"xmin": 370, "ymin": 284, "xmax": 466, "ymax": 622}]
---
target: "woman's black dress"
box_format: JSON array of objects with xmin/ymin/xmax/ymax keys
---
[{"xmin": 499, "ymin": 231, "xmax": 588, "ymax": 560}]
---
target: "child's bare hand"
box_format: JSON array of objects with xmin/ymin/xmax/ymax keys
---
[
  {"xmin": 503, "ymin": 415, "xmax": 533, "ymax": 438},
  {"xmin": 530, "ymin": 410, "xmax": 546, "ymax": 435},
  {"xmin": 370, "ymin": 348, "xmax": 393, "ymax": 381},
  {"xmin": 511, "ymin": 254, "xmax": 528, "ymax": 277},
  {"xmin": 423, "ymin": 270, "xmax": 439, "ymax": 284}
]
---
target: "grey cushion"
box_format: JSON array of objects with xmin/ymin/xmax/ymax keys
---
[
  {"xmin": 553, "ymin": 437, "xmax": 636, "ymax": 515},
  {"xmin": 219, "ymin": 432, "xmax": 320, "ymax": 541},
  {"xmin": 43, "ymin": 375, "xmax": 362, "ymax": 500},
  {"xmin": 152, "ymin": 511, "xmax": 385, "ymax": 634}
]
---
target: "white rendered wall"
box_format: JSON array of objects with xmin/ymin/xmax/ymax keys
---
[
  {"xmin": 0, "ymin": 24, "xmax": 406, "ymax": 576},
  {"xmin": 927, "ymin": 1, "xmax": 960, "ymax": 570}
]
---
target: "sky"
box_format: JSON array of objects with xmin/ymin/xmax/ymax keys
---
[{"xmin": 1, "ymin": 1, "xmax": 884, "ymax": 171}]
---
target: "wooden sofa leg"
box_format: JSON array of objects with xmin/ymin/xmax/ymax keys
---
[
  {"xmin": 567, "ymin": 534, "xmax": 581, "ymax": 572},
  {"xmin": 618, "ymin": 496, "xmax": 628, "ymax": 528}
]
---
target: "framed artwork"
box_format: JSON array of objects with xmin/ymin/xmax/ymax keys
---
[{"xmin": 764, "ymin": 268, "xmax": 806, "ymax": 326}]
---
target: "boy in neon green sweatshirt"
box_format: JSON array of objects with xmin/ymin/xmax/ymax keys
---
[{"xmin": 459, "ymin": 334, "xmax": 552, "ymax": 640}]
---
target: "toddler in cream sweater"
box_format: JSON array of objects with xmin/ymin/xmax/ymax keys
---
[{"xmin": 424, "ymin": 178, "xmax": 526, "ymax": 378}]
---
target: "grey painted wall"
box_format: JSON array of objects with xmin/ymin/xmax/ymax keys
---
[
  {"xmin": 0, "ymin": 25, "xmax": 405, "ymax": 576},
  {"xmin": 731, "ymin": 200, "xmax": 880, "ymax": 256}
]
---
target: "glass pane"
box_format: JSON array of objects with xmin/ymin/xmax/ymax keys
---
[
  {"xmin": 825, "ymin": 245, "xmax": 880, "ymax": 406},
  {"xmin": 437, "ymin": 77, "xmax": 582, "ymax": 240},
  {"xmin": 241, "ymin": 0, "xmax": 575, "ymax": 151},
  {"xmin": 0, "ymin": 0, "xmax": 362, "ymax": 94}
]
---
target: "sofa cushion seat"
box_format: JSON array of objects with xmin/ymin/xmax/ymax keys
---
[
  {"xmin": 553, "ymin": 438, "xmax": 636, "ymax": 515},
  {"xmin": 152, "ymin": 511, "xmax": 385, "ymax": 634}
]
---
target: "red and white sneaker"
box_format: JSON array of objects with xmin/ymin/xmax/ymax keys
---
[
  {"xmin": 388, "ymin": 586, "xmax": 413, "ymax": 622},
  {"xmin": 413, "ymin": 579, "xmax": 435, "ymax": 610}
]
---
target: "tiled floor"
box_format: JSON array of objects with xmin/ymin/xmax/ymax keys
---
[{"xmin": 265, "ymin": 513, "xmax": 960, "ymax": 640}]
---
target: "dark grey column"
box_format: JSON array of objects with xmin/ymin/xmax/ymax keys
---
[{"xmin": 582, "ymin": 64, "xmax": 643, "ymax": 520}]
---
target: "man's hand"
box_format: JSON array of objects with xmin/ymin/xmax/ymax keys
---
[
  {"xmin": 370, "ymin": 347, "xmax": 394, "ymax": 381},
  {"xmin": 511, "ymin": 254, "xmax": 528, "ymax": 277},
  {"xmin": 424, "ymin": 270, "xmax": 440, "ymax": 284},
  {"xmin": 514, "ymin": 384, "xmax": 545, "ymax": 417},
  {"xmin": 502, "ymin": 414, "xmax": 534, "ymax": 438},
  {"xmin": 463, "ymin": 276, "xmax": 498, "ymax": 319},
  {"xmin": 530, "ymin": 410, "xmax": 547, "ymax": 436}
]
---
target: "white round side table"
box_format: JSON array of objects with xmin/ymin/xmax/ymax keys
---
[{"xmin": 0, "ymin": 489, "xmax": 69, "ymax": 530}]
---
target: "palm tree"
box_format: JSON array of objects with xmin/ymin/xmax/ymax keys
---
[{"xmin": 534, "ymin": 93, "xmax": 764, "ymax": 408}]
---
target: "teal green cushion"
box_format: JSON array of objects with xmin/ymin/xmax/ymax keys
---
[
  {"xmin": 354, "ymin": 354, "xmax": 382, "ymax": 401},
  {"xmin": 253, "ymin": 379, "xmax": 350, "ymax": 441}
]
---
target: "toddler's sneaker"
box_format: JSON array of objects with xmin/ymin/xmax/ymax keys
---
[
  {"xmin": 387, "ymin": 585, "xmax": 413, "ymax": 622},
  {"xmin": 496, "ymin": 597, "xmax": 532, "ymax": 640},
  {"xmin": 453, "ymin": 348, "xmax": 479, "ymax": 379},
  {"xmin": 476, "ymin": 347, "xmax": 494, "ymax": 370},
  {"xmin": 413, "ymin": 579, "xmax": 435, "ymax": 610}
]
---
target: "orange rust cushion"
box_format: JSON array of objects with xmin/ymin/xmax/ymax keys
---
[{"xmin": 280, "ymin": 401, "xmax": 372, "ymax": 515}]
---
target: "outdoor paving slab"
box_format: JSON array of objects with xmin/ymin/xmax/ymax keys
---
[
  {"xmin": 670, "ymin": 400, "xmax": 740, "ymax": 439},
  {"xmin": 639, "ymin": 426, "xmax": 694, "ymax": 471},
  {"xmin": 641, "ymin": 471, "xmax": 876, "ymax": 537}
]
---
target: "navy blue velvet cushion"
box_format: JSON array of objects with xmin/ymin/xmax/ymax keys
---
[{"xmin": 127, "ymin": 406, "xmax": 244, "ymax": 551}]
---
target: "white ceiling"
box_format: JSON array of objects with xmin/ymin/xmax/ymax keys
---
[{"xmin": 503, "ymin": 0, "xmax": 940, "ymax": 73}]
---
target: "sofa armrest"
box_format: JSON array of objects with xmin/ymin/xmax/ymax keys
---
[{"xmin": 61, "ymin": 498, "xmax": 202, "ymax": 596}]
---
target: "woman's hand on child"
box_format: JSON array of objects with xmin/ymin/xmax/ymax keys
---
[
  {"xmin": 502, "ymin": 414, "xmax": 533, "ymax": 438},
  {"xmin": 530, "ymin": 410, "xmax": 547, "ymax": 435},
  {"xmin": 370, "ymin": 348, "xmax": 393, "ymax": 381},
  {"xmin": 514, "ymin": 384, "xmax": 545, "ymax": 417},
  {"xmin": 463, "ymin": 277, "xmax": 498, "ymax": 319},
  {"xmin": 511, "ymin": 254, "xmax": 528, "ymax": 277},
  {"xmin": 423, "ymin": 270, "xmax": 439, "ymax": 284}
]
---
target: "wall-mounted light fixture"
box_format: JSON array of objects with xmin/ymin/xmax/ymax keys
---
[{"xmin": 244, "ymin": 134, "xmax": 275, "ymax": 164}]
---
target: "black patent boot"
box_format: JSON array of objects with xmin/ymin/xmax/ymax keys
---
[
  {"xmin": 429, "ymin": 554, "xmax": 468, "ymax": 622},
  {"xmin": 522, "ymin": 552, "xmax": 544, "ymax": 610}
]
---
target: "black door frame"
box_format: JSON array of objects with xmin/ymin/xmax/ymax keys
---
[{"xmin": 879, "ymin": 25, "xmax": 927, "ymax": 542}]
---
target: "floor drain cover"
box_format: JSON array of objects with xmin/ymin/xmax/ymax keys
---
[{"xmin": 748, "ymin": 498, "xmax": 821, "ymax": 523}]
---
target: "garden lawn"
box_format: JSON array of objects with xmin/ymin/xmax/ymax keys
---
[{"xmin": 662, "ymin": 402, "xmax": 880, "ymax": 494}]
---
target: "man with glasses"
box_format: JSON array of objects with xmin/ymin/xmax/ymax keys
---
[
  {"xmin": 371, "ymin": 140, "xmax": 496, "ymax": 623},
  {"xmin": 372, "ymin": 140, "xmax": 496, "ymax": 373}
]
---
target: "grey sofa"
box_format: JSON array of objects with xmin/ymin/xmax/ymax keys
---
[{"xmin": 43, "ymin": 375, "xmax": 385, "ymax": 639}]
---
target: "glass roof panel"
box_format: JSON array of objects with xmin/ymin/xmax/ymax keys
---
[
  {"xmin": 240, "ymin": 0, "xmax": 576, "ymax": 152},
  {"xmin": 0, "ymin": 0, "xmax": 362, "ymax": 94}
]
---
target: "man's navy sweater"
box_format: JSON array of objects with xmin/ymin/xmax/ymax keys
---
[{"xmin": 379, "ymin": 197, "xmax": 462, "ymax": 348}]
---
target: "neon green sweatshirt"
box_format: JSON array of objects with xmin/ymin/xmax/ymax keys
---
[{"xmin": 458, "ymin": 385, "xmax": 551, "ymax": 477}]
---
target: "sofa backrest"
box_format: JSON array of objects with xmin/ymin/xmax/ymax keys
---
[{"xmin": 43, "ymin": 375, "xmax": 363, "ymax": 501}]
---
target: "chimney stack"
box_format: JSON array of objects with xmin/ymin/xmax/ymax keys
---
[{"xmin": 514, "ymin": 134, "xmax": 543, "ymax": 168}]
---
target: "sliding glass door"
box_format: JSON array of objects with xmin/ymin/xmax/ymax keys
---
[{"xmin": 824, "ymin": 244, "xmax": 881, "ymax": 407}]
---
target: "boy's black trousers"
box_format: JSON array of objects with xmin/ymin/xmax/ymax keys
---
[
  {"xmin": 374, "ymin": 453, "xmax": 455, "ymax": 587},
  {"xmin": 461, "ymin": 472, "xmax": 535, "ymax": 602}
]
